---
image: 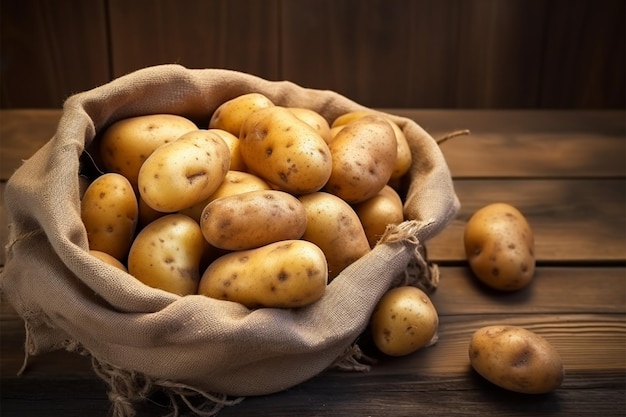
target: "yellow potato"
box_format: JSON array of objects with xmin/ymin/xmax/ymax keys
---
[
  {"xmin": 331, "ymin": 110, "xmax": 375, "ymax": 128},
  {"xmin": 80, "ymin": 173, "xmax": 138, "ymax": 261},
  {"xmin": 128, "ymin": 214, "xmax": 204, "ymax": 296},
  {"xmin": 208, "ymin": 92, "xmax": 274, "ymax": 136},
  {"xmin": 354, "ymin": 185, "xmax": 405, "ymax": 247},
  {"xmin": 288, "ymin": 107, "xmax": 332, "ymax": 143},
  {"xmin": 469, "ymin": 325, "xmax": 565, "ymax": 394},
  {"xmin": 201, "ymin": 190, "xmax": 307, "ymax": 250},
  {"xmin": 179, "ymin": 170, "xmax": 271, "ymax": 223},
  {"xmin": 99, "ymin": 114, "xmax": 198, "ymax": 189},
  {"xmin": 325, "ymin": 115, "xmax": 397, "ymax": 203},
  {"xmin": 298, "ymin": 192, "xmax": 370, "ymax": 281},
  {"xmin": 89, "ymin": 249, "xmax": 128, "ymax": 272},
  {"xmin": 464, "ymin": 203, "xmax": 535, "ymax": 291},
  {"xmin": 370, "ymin": 286, "xmax": 439, "ymax": 356},
  {"xmin": 240, "ymin": 106, "xmax": 332, "ymax": 195},
  {"xmin": 138, "ymin": 129, "xmax": 230, "ymax": 213},
  {"xmin": 198, "ymin": 240, "xmax": 328, "ymax": 309},
  {"xmin": 208, "ymin": 128, "xmax": 247, "ymax": 171}
]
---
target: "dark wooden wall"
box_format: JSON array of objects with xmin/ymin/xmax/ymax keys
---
[{"xmin": 1, "ymin": 0, "xmax": 624, "ymax": 109}]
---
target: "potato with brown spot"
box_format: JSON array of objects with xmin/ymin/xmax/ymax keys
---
[
  {"xmin": 81, "ymin": 173, "xmax": 138, "ymax": 261},
  {"xmin": 239, "ymin": 106, "xmax": 332, "ymax": 195},
  {"xmin": 469, "ymin": 325, "xmax": 564, "ymax": 394},
  {"xmin": 325, "ymin": 115, "xmax": 397, "ymax": 203},
  {"xmin": 128, "ymin": 214, "xmax": 204, "ymax": 296},
  {"xmin": 201, "ymin": 190, "xmax": 307, "ymax": 250},
  {"xmin": 298, "ymin": 192, "xmax": 370, "ymax": 281},
  {"xmin": 99, "ymin": 114, "xmax": 198, "ymax": 189},
  {"xmin": 208, "ymin": 93, "xmax": 274, "ymax": 136},
  {"xmin": 138, "ymin": 129, "xmax": 230, "ymax": 213},
  {"xmin": 370, "ymin": 286, "xmax": 439, "ymax": 356},
  {"xmin": 464, "ymin": 203, "xmax": 535, "ymax": 291},
  {"xmin": 198, "ymin": 240, "xmax": 328, "ymax": 309}
]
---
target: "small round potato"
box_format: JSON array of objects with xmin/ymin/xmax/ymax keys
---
[
  {"xmin": 469, "ymin": 325, "xmax": 565, "ymax": 394},
  {"xmin": 138, "ymin": 129, "xmax": 230, "ymax": 213},
  {"xmin": 370, "ymin": 286, "xmax": 439, "ymax": 357},
  {"xmin": 89, "ymin": 249, "xmax": 128, "ymax": 272},
  {"xmin": 128, "ymin": 214, "xmax": 204, "ymax": 296},
  {"xmin": 325, "ymin": 115, "xmax": 397, "ymax": 203},
  {"xmin": 99, "ymin": 114, "xmax": 198, "ymax": 189},
  {"xmin": 208, "ymin": 92, "xmax": 274, "ymax": 136},
  {"xmin": 239, "ymin": 106, "xmax": 332, "ymax": 195},
  {"xmin": 354, "ymin": 185, "xmax": 405, "ymax": 247},
  {"xmin": 201, "ymin": 190, "xmax": 307, "ymax": 250},
  {"xmin": 298, "ymin": 192, "xmax": 370, "ymax": 281},
  {"xmin": 81, "ymin": 173, "xmax": 138, "ymax": 261},
  {"xmin": 198, "ymin": 239, "xmax": 328, "ymax": 309},
  {"xmin": 464, "ymin": 203, "xmax": 535, "ymax": 291},
  {"xmin": 288, "ymin": 107, "xmax": 332, "ymax": 143}
]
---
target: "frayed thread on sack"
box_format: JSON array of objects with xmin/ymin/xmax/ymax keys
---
[
  {"xmin": 91, "ymin": 357, "xmax": 243, "ymax": 417},
  {"xmin": 330, "ymin": 342, "xmax": 378, "ymax": 372},
  {"xmin": 4, "ymin": 228, "xmax": 45, "ymax": 260}
]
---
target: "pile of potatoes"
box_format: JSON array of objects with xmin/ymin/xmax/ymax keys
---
[{"xmin": 81, "ymin": 93, "xmax": 414, "ymax": 312}]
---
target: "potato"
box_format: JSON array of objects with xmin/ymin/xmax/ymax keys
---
[
  {"xmin": 89, "ymin": 250, "xmax": 128, "ymax": 272},
  {"xmin": 298, "ymin": 192, "xmax": 370, "ymax": 281},
  {"xmin": 469, "ymin": 325, "xmax": 564, "ymax": 394},
  {"xmin": 128, "ymin": 214, "xmax": 204, "ymax": 296},
  {"xmin": 325, "ymin": 115, "xmax": 397, "ymax": 203},
  {"xmin": 370, "ymin": 286, "xmax": 439, "ymax": 357},
  {"xmin": 239, "ymin": 106, "xmax": 332, "ymax": 195},
  {"xmin": 464, "ymin": 203, "xmax": 535, "ymax": 291},
  {"xmin": 201, "ymin": 190, "xmax": 307, "ymax": 251},
  {"xmin": 138, "ymin": 129, "xmax": 230, "ymax": 213},
  {"xmin": 208, "ymin": 128, "xmax": 247, "ymax": 171},
  {"xmin": 354, "ymin": 185, "xmax": 405, "ymax": 247},
  {"xmin": 99, "ymin": 114, "xmax": 197, "ymax": 189},
  {"xmin": 198, "ymin": 240, "xmax": 328, "ymax": 309},
  {"xmin": 208, "ymin": 93, "xmax": 274, "ymax": 136},
  {"xmin": 331, "ymin": 110, "xmax": 374, "ymax": 128},
  {"xmin": 179, "ymin": 170, "xmax": 271, "ymax": 223},
  {"xmin": 81, "ymin": 173, "xmax": 138, "ymax": 261},
  {"xmin": 288, "ymin": 107, "xmax": 332, "ymax": 143}
]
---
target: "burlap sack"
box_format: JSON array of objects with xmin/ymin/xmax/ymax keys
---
[{"xmin": 0, "ymin": 64, "xmax": 459, "ymax": 416}]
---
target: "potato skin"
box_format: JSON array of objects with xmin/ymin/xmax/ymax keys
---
[
  {"xmin": 89, "ymin": 249, "xmax": 128, "ymax": 272},
  {"xmin": 128, "ymin": 214, "xmax": 204, "ymax": 296},
  {"xmin": 198, "ymin": 240, "xmax": 328, "ymax": 309},
  {"xmin": 99, "ymin": 114, "xmax": 197, "ymax": 189},
  {"xmin": 325, "ymin": 115, "xmax": 397, "ymax": 203},
  {"xmin": 208, "ymin": 128, "xmax": 247, "ymax": 171},
  {"xmin": 469, "ymin": 325, "xmax": 564, "ymax": 394},
  {"xmin": 81, "ymin": 173, "xmax": 138, "ymax": 261},
  {"xmin": 239, "ymin": 106, "xmax": 332, "ymax": 195},
  {"xmin": 138, "ymin": 129, "xmax": 230, "ymax": 213},
  {"xmin": 298, "ymin": 192, "xmax": 370, "ymax": 281},
  {"xmin": 354, "ymin": 185, "xmax": 405, "ymax": 248},
  {"xmin": 370, "ymin": 286, "xmax": 439, "ymax": 356},
  {"xmin": 464, "ymin": 203, "xmax": 535, "ymax": 291},
  {"xmin": 288, "ymin": 107, "xmax": 332, "ymax": 143},
  {"xmin": 208, "ymin": 92, "xmax": 274, "ymax": 136},
  {"xmin": 201, "ymin": 190, "xmax": 307, "ymax": 251}
]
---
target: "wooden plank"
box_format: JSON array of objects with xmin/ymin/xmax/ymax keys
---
[
  {"xmin": 427, "ymin": 179, "xmax": 626, "ymax": 263},
  {"xmin": 107, "ymin": 0, "xmax": 280, "ymax": 80},
  {"xmin": 0, "ymin": 0, "xmax": 110, "ymax": 108}
]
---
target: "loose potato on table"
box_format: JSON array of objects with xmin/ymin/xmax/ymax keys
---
[
  {"xmin": 325, "ymin": 115, "xmax": 397, "ymax": 203},
  {"xmin": 138, "ymin": 129, "xmax": 230, "ymax": 213},
  {"xmin": 469, "ymin": 325, "xmax": 564, "ymax": 394},
  {"xmin": 298, "ymin": 192, "xmax": 370, "ymax": 281},
  {"xmin": 464, "ymin": 203, "xmax": 535, "ymax": 291},
  {"xmin": 201, "ymin": 190, "xmax": 307, "ymax": 251},
  {"xmin": 81, "ymin": 173, "xmax": 138, "ymax": 261},
  {"xmin": 128, "ymin": 214, "xmax": 205, "ymax": 296},
  {"xmin": 99, "ymin": 114, "xmax": 198, "ymax": 189},
  {"xmin": 239, "ymin": 106, "xmax": 332, "ymax": 195},
  {"xmin": 370, "ymin": 286, "xmax": 439, "ymax": 357},
  {"xmin": 198, "ymin": 240, "xmax": 328, "ymax": 309},
  {"xmin": 208, "ymin": 92, "xmax": 274, "ymax": 136}
]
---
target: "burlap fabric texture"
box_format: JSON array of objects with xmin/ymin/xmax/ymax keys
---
[{"xmin": 0, "ymin": 64, "xmax": 460, "ymax": 416}]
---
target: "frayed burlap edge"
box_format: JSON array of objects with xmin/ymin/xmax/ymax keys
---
[{"xmin": 330, "ymin": 220, "xmax": 440, "ymax": 372}]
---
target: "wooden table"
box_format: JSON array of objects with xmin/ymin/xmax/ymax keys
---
[{"xmin": 1, "ymin": 109, "xmax": 625, "ymax": 417}]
